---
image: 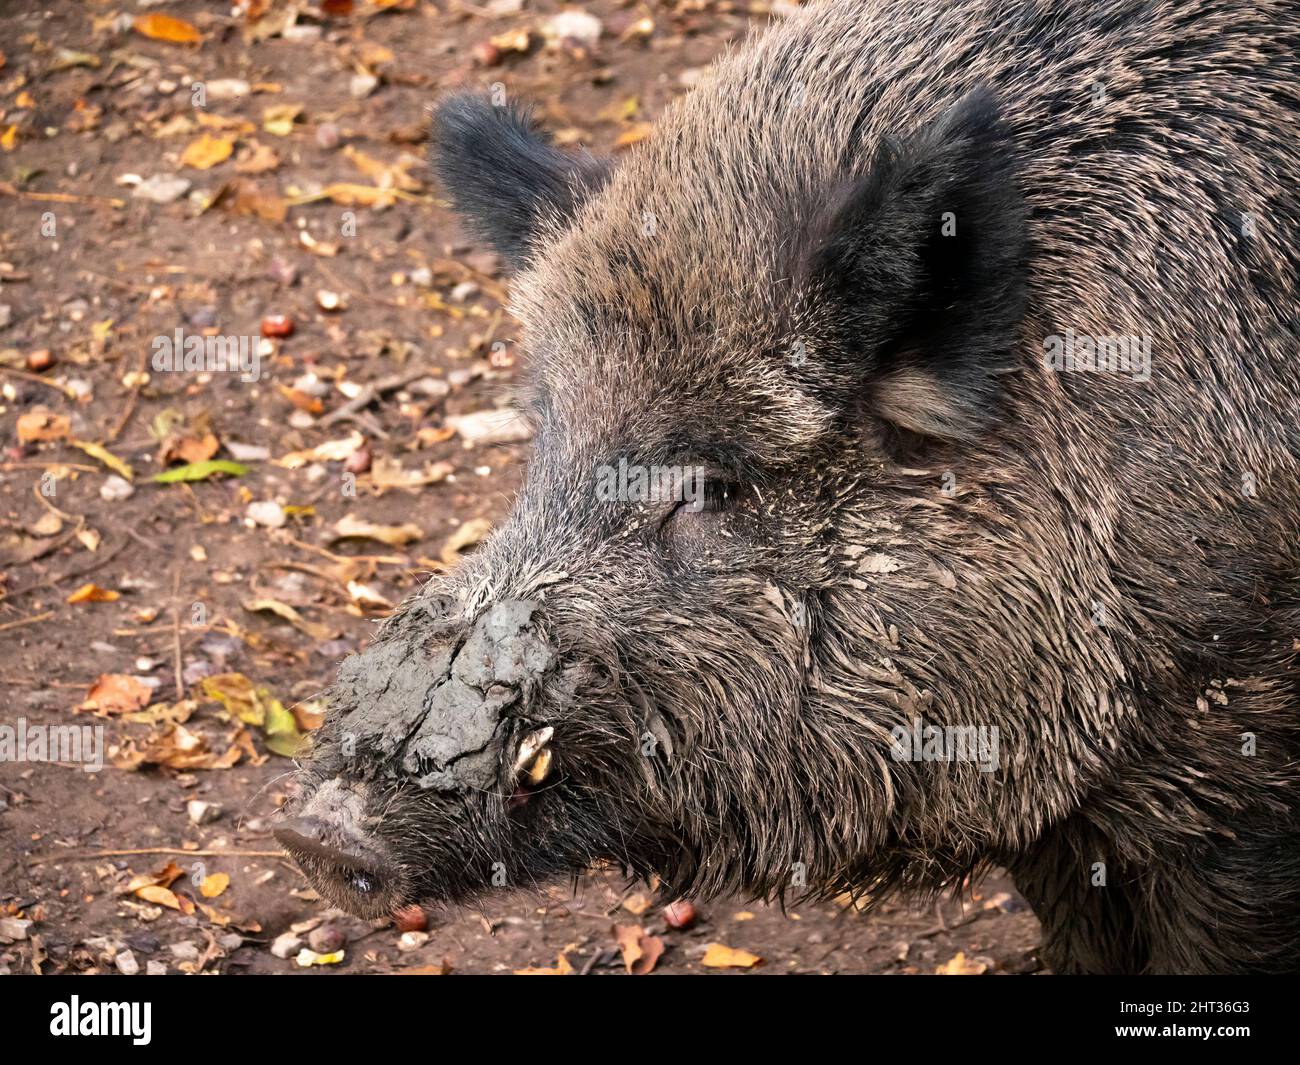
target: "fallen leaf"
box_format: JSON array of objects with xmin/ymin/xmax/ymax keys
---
[
  {"xmin": 296, "ymin": 948, "xmax": 345, "ymax": 967},
  {"xmin": 30, "ymin": 511, "xmax": 62, "ymax": 537},
  {"xmin": 233, "ymin": 140, "xmax": 280, "ymax": 174},
  {"xmin": 134, "ymin": 885, "xmax": 186, "ymax": 912},
  {"xmin": 615, "ymin": 925, "xmax": 665, "ymax": 975},
  {"xmin": 16, "ymin": 411, "xmax": 71, "ymax": 443},
  {"xmin": 276, "ymin": 432, "xmax": 364, "ymax": 468},
  {"xmin": 341, "ymin": 145, "xmax": 422, "ymax": 191},
  {"xmin": 242, "ymin": 598, "xmax": 332, "ymax": 641},
  {"xmin": 367, "ymin": 457, "xmax": 453, "ymax": 492},
  {"xmin": 936, "ymin": 951, "xmax": 990, "ymax": 976},
  {"xmin": 180, "ymin": 133, "xmax": 234, "ymax": 170},
  {"xmin": 208, "ymin": 178, "xmax": 288, "ymax": 223},
  {"xmin": 263, "ymin": 696, "xmax": 307, "ymax": 758},
  {"xmin": 333, "ymin": 514, "xmax": 423, "ymax": 547},
  {"xmin": 160, "ymin": 432, "xmax": 220, "ymax": 466},
  {"xmin": 199, "ymin": 873, "xmax": 230, "ymax": 899},
  {"xmin": 67, "ymin": 582, "xmax": 120, "ymax": 604},
  {"xmin": 133, "ymin": 13, "xmax": 204, "ymax": 45},
  {"xmin": 201, "ymin": 673, "xmax": 266, "ymax": 725},
  {"xmin": 77, "ymin": 674, "xmax": 151, "ymax": 715},
  {"xmin": 515, "ymin": 951, "xmax": 574, "ymax": 976},
  {"xmin": 124, "ymin": 861, "xmax": 183, "ymax": 893},
  {"xmin": 262, "ymin": 104, "xmax": 302, "ymax": 137},
  {"xmin": 153, "ymin": 459, "xmax": 248, "ymax": 483},
  {"xmin": 700, "ymin": 943, "xmax": 763, "ymax": 969},
  {"xmin": 70, "ymin": 439, "xmax": 134, "ymax": 480},
  {"xmin": 111, "ymin": 723, "xmax": 252, "ymax": 772}
]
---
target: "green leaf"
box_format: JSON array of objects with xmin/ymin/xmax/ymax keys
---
[{"xmin": 153, "ymin": 459, "xmax": 249, "ymax": 483}]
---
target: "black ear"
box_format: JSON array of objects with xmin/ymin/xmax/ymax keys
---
[
  {"xmin": 800, "ymin": 87, "xmax": 1028, "ymax": 440},
  {"xmin": 430, "ymin": 94, "xmax": 609, "ymax": 268}
]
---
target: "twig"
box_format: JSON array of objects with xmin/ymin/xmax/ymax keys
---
[
  {"xmin": 27, "ymin": 847, "xmax": 286, "ymax": 865},
  {"xmin": 0, "ymin": 365, "xmax": 80, "ymax": 399},
  {"xmin": 171, "ymin": 565, "xmax": 184, "ymax": 701},
  {"xmin": 319, "ymin": 364, "xmax": 435, "ymax": 427},
  {"xmin": 0, "ymin": 611, "xmax": 54, "ymax": 633},
  {"xmin": 0, "ymin": 461, "xmax": 99, "ymax": 473},
  {"xmin": 0, "ymin": 181, "xmax": 125, "ymax": 208},
  {"xmin": 107, "ymin": 348, "xmax": 147, "ymax": 443}
]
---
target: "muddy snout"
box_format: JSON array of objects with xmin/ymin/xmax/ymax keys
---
[
  {"xmin": 279, "ymin": 598, "xmax": 566, "ymax": 913},
  {"xmin": 274, "ymin": 779, "xmax": 406, "ymax": 917}
]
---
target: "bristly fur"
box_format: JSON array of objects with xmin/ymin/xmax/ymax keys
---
[{"xmin": 292, "ymin": 0, "xmax": 1300, "ymax": 975}]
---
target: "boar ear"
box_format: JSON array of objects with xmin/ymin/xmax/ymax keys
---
[
  {"xmin": 431, "ymin": 94, "xmax": 609, "ymax": 268},
  {"xmin": 803, "ymin": 87, "xmax": 1027, "ymax": 440}
]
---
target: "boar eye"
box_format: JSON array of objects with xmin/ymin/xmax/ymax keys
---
[{"xmin": 665, "ymin": 476, "xmax": 740, "ymax": 522}]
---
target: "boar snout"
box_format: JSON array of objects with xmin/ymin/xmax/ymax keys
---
[
  {"xmin": 274, "ymin": 780, "xmax": 408, "ymax": 918},
  {"xmin": 281, "ymin": 597, "xmax": 579, "ymax": 912}
]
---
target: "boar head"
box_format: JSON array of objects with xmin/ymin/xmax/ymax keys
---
[{"xmin": 277, "ymin": 84, "xmax": 1039, "ymax": 919}]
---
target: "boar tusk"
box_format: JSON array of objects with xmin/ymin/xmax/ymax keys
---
[
  {"xmin": 523, "ymin": 748, "xmax": 553, "ymax": 786},
  {"xmin": 512, "ymin": 726, "xmax": 554, "ymax": 781}
]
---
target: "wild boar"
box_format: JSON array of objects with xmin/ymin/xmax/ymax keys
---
[{"xmin": 278, "ymin": 0, "xmax": 1300, "ymax": 974}]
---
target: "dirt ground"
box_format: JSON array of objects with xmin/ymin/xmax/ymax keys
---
[{"xmin": 0, "ymin": 0, "xmax": 1043, "ymax": 975}]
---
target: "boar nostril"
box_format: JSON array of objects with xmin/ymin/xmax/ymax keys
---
[{"xmin": 275, "ymin": 818, "xmax": 396, "ymax": 900}]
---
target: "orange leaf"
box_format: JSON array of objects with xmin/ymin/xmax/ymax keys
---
[
  {"xmin": 515, "ymin": 951, "xmax": 574, "ymax": 975},
  {"xmin": 16, "ymin": 410, "xmax": 70, "ymax": 443},
  {"xmin": 133, "ymin": 13, "xmax": 204, "ymax": 45},
  {"xmin": 700, "ymin": 942, "xmax": 763, "ymax": 969},
  {"xmin": 77, "ymin": 673, "xmax": 151, "ymax": 715},
  {"xmin": 135, "ymin": 885, "xmax": 191, "ymax": 911},
  {"xmin": 199, "ymin": 872, "xmax": 230, "ymax": 898},
  {"xmin": 614, "ymin": 925, "xmax": 665, "ymax": 975},
  {"xmin": 67, "ymin": 583, "xmax": 120, "ymax": 604},
  {"xmin": 181, "ymin": 133, "xmax": 233, "ymax": 170},
  {"xmin": 936, "ymin": 951, "xmax": 989, "ymax": 975}
]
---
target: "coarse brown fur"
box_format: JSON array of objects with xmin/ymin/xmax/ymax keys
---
[{"xmin": 283, "ymin": 0, "xmax": 1300, "ymax": 974}]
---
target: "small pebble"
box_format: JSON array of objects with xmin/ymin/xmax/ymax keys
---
[
  {"xmin": 0, "ymin": 918, "xmax": 32, "ymax": 941},
  {"xmin": 349, "ymin": 73, "xmax": 379, "ymax": 99},
  {"xmin": 133, "ymin": 174, "xmax": 192, "ymax": 204},
  {"xmin": 260, "ymin": 314, "xmax": 295, "ymax": 338},
  {"xmin": 345, "ymin": 446, "xmax": 372, "ymax": 475},
  {"xmin": 247, "ymin": 500, "xmax": 286, "ymax": 528},
  {"xmin": 308, "ymin": 924, "xmax": 346, "ymax": 954},
  {"xmin": 224, "ymin": 441, "xmax": 271, "ymax": 463},
  {"xmin": 204, "ymin": 78, "xmax": 251, "ymax": 101},
  {"xmin": 100, "ymin": 475, "xmax": 134, "ymax": 502},
  {"xmin": 186, "ymin": 800, "xmax": 221, "ymax": 825},
  {"xmin": 115, "ymin": 950, "xmax": 140, "ymax": 975},
  {"xmin": 169, "ymin": 941, "xmax": 200, "ymax": 963},
  {"xmin": 315, "ymin": 122, "xmax": 341, "ymax": 150},
  {"xmin": 270, "ymin": 932, "xmax": 302, "ymax": 959}
]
